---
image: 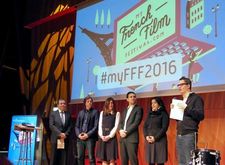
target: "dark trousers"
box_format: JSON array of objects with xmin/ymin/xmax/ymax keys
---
[
  {"xmin": 50, "ymin": 142, "xmax": 66, "ymax": 165},
  {"xmin": 120, "ymin": 140, "xmax": 138, "ymax": 165},
  {"xmin": 76, "ymin": 139, "xmax": 96, "ymax": 165}
]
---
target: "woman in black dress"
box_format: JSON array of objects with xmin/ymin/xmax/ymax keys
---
[
  {"xmin": 143, "ymin": 97, "xmax": 169, "ymax": 165},
  {"xmin": 97, "ymin": 97, "xmax": 120, "ymax": 165}
]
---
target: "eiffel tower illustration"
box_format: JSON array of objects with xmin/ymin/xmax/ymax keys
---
[
  {"xmin": 79, "ymin": 26, "xmax": 158, "ymax": 92},
  {"xmin": 79, "ymin": 26, "xmax": 113, "ymax": 66}
]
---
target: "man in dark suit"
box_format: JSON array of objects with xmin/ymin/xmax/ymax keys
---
[
  {"xmin": 119, "ymin": 91, "xmax": 143, "ymax": 165},
  {"xmin": 75, "ymin": 96, "xmax": 99, "ymax": 165},
  {"xmin": 175, "ymin": 76, "xmax": 204, "ymax": 165},
  {"xmin": 49, "ymin": 99, "xmax": 72, "ymax": 165}
]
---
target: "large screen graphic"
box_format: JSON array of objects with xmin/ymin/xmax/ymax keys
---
[{"xmin": 71, "ymin": 0, "xmax": 225, "ymax": 102}]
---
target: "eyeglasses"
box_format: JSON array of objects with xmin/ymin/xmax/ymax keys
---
[{"xmin": 177, "ymin": 83, "xmax": 188, "ymax": 87}]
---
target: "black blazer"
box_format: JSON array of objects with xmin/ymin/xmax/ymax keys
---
[
  {"xmin": 75, "ymin": 108, "xmax": 99, "ymax": 140},
  {"xmin": 177, "ymin": 92, "xmax": 204, "ymax": 135},
  {"xmin": 49, "ymin": 110, "xmax": 72, "ymax": 143},
  {"xmin": 119, "ymin": 104, "xmax": 143, "ymax": 143}
]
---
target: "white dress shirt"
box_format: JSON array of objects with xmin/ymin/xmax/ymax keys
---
[
  {"xmin": 98, "ymin": 111, "xmax": 120, "ymax": 138},
  {"xmin": 123, "ymin": 105, "xmax": 134, "ymax": 131},
  {"xmin": 59, "ymin": 109, "xmax": 65, "ymax": 125}
]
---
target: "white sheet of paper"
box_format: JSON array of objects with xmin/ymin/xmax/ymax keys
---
[
  {"xmin": 170, "ymin": 99, "xmax": 185, "ymax": 121},
  {"xmin": 57, "ymin": 139, "xmax": 65, "ymax": 149}
]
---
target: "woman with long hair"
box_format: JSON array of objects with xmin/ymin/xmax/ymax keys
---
[{"xmin": 97, "ymin": 97, "xmax": 120, "ymax": 165}]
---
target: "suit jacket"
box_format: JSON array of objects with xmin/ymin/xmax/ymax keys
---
[
  {"xmin": 75, "ymin": 108, "xmax": 99, "ymax": 141},
  {"xmin": 119, "ymin": 104, "xmax": 143, "ymax": 143},
  {"xmin": 49, "ymin": 109, "xmax": 72, "ymax": 143}
]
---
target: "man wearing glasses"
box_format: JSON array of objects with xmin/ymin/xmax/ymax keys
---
[{"xmin": 174, "ymin": 76, "xmax": 204, "ymax": 165}]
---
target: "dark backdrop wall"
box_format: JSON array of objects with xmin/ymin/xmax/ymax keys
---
[{"xmin": 0, "ymin": 0, "xmax": 85, "ymax": 152}]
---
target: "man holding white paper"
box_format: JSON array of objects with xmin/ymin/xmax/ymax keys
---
[
  {"xmin": 172, "ymin": 76, "xmax": 204, "ymax": 165},
  {"xmin": 170, "ymin": 98, "xmax": 186, "ymax": 121}
]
